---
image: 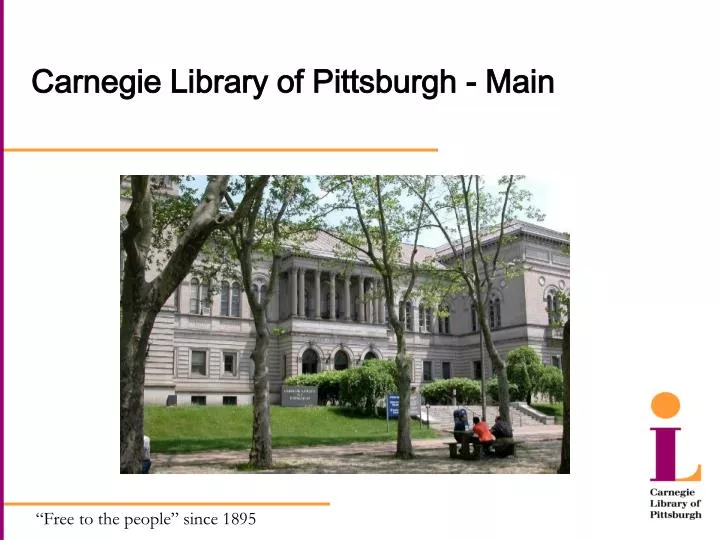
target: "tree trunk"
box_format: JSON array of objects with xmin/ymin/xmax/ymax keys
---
[
  {"xmin": 479, "ymin": 313, "xmax": 511, "ymax": 423},
  {"xmin": 119, "ymin": 294, "xmax": 158, "ymax": 473},
  {"xmin": 249, "ymin": 316, "xmax": 272, "ymax": 468},
  {"xmin": 558, "ymin": 318, "xmax": 570, "ymax": 473},
  {"xmin": 395, "ymin": 333, "xmax": 414, "ymax": 459}
]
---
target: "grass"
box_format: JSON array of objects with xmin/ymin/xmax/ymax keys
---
[
  {"xmin": 531, "ymin": 402, "xmax": 563, "ymax": 421},
  {"xmin": 146, "ymin": 405, "xmax": 438, "ymax": 453}
]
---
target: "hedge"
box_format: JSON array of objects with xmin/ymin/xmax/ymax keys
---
[
  {"xmin": 420, "ymin": 378, "xmax": 482, "ymax": 405},
  {"xmin": 284, "ymin": 359, "xmax": 398, "ymax": 414}
]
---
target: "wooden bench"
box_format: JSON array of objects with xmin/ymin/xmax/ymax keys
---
[{"xmin": 444, "ymin": 437, "xmax": 517, "ymax": 459}]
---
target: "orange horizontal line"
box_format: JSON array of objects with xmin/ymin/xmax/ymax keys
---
[
  {"xmin": 4, "ymin": 147, "xmax": 437, "ymax": 153},
  {"xmin": 5, "ymin": 502, "xmax": 330, "ymax": 507}
]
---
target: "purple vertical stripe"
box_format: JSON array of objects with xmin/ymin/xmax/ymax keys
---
[
  {"xmin": 651, "ymin": 427, "xmax": 680, "ymax": 481},
  {"xmin": 1, "ymin": 0, "xmax": 6, "ymax": 533}
]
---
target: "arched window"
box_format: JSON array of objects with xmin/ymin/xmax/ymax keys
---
[
  {"xmin": 220, "ymin": 281, "xmax": 230, "ymax": 316},
  {"xmin": 301, "ymin": 349, "xmax": 319, "ymax": 374},
  {"xmin": 190, "ymin": 278, "xmax": 200, "ymax": 314},
  {"xmin": 231, "ymin": 282, "xmax": 241, "ymax": 317},
  {"xmin": 334, "ymin": 350, "xmax": 349, "ymax": 371},
  {"xmin": 364, "ymin": 351, "xmax": 378, "ymax": 362},
  {"xmin": 400, "ymin": 301, "xmax": 413, "ymax": 331},
  {"xmin": 489, "ymin": 296, "xmax": 501, "ymax": 330}
]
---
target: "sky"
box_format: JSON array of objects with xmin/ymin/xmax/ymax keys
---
[{"xmin": 184, "ymin": 175, "xmax": 570, "ymax": 248}]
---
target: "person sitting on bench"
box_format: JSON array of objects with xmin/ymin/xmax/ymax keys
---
[
  {"xmin": 453, "ymin": 416, "xmax": 467, "ymax": 443},
  {"xmin": 491, "ymin": 416, "xmax": 513, "ymax": 439},
  {"xmin": 472, "ymin": 416, "xmax": 494, "ymax": 442}
]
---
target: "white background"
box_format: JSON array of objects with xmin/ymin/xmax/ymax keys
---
[{"xmin": 4, "ymin": 0, "xmax": 720, "ymax": 538}]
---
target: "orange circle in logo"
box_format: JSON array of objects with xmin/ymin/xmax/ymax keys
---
[{"xmin": 651, "ymin": 392, "xmax": 680, "ymax": 419}]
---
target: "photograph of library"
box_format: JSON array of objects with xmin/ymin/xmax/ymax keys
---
[{"xmin": 120, "ymin": 175, "xmax": 570, "ymax": 474}]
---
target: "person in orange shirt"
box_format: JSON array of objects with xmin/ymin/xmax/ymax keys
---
[{"xmin": 472, "ymin": 416, "xmax": 494, "ymax": 442}]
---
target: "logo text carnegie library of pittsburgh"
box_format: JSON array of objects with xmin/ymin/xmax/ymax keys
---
[{"xmin": 649, "ymin": 392, "xmax": 703, "ymax": 520}]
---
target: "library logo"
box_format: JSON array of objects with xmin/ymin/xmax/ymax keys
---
[{"xmin": 650, "ymin": 392, "xmax": 702, "ymax": 482}]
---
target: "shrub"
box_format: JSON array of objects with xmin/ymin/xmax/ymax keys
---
[
  {"xmin": 538, "ymin": 365, "xmax": 564, "ymax": 403},
  {"xmin": 420, "ymin": 378, "xmax": 482, "ymax": 405},
  {"xmin": 506, "ymin": 346, "xmax": 544, "ymax": 405},
  {"xmin": 340, "ymin": 361, "xmax": 397, "ymax": 413},
  {"xmin": 285, "ymin": 360, "xmax": 398, "ymax": 414},
  {"xmin": 284, "ymin": 371, "xmax": 343, "ymax": 405},
  {"xmin": 486, "ymin": 376, "xmax": 521, "ymax": 402}
]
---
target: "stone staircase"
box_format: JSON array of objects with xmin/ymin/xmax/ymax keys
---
[{"xmin": 424, "ymin": 403, "xmax": 552, "ymax": 430}]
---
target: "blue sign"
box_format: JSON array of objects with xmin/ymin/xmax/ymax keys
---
[{"xmin": 387, "ymin": 394, "xmax": 400, "ymax": 419}]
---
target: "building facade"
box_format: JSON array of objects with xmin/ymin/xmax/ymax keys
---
[{"xmin": 122, "ymin": 184, "xmax": 570, "ymax": 406}]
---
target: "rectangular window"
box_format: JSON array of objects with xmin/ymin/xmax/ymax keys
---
[
  {"xmin": 418, "ymin": 305, "xmax": 426, "ymax": 331},
  {"xmin": 220, "ymin": 281, "xmax": 230, "ymax": 316},
  {"xmin": 231, "ymin": 283, "xmax": 241, "ymax": 317},
  {"xmin": 473, "ymin": 361, "xmax": 482, "ymax": 380},
  {"xmin": 439, "ymin": 316, "xmax": 450, "ymax": 334},
  {"xmin": 223, "ymin": 396, "xmax": 237, "ymax": 406},
  {"xmin": 442, "ymin": 362, "xmax": 451, "ymax": 379},
  {"xmin": 191, "ymin": 350, "xmax": 207, "ymax": 376},
  {"xmin": 190, "ymin": 279, "xmax": 200, "ymax": 314},
  {"xmin": 224, "ymin": 352, "xmax": 237, "ymax": 375},
  {"xmin": 423, "ymin": 361, "xmax": 432, "ymax": 382},
  {"xmin": 405, "ymin": 302, "xmax": 413, "ymax": 331},
  {"xmin": 552, "ymin": 355, "xmax": 561, "ymax": 368},
  {"xmin": 200, "ymin": 281, "xmax": 211, "ymax": 314},
  {"xmin": 190, "ymin": 395, "xmax": 206, "ymax": 406},
  {"xmin": 471, "ymin": 305, "xmax": 477, "ymax": 332},
  {"xmin": 438, "ymin": 305, "xmax": 450, "ymax": 334}
]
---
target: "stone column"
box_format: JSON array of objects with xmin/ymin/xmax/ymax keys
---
[
  {"xmin": 344, "ymin": 275, "xmax": 352, "ymax": 321},
  {"xmin": 315, "ymin": 270, "xmax": 322, "ymax": 319},
  {"xmin": 290, "ymin": 268, "xmax": 298, "ymax": 316},
  {"xmin": 358, "ymin": 277, "xmax": 366, "ymax": 322},
  {"xmin": 330, "ymin": 273, "xmax": 336, "ymax": 320},
  {"xmin": 299, "ymin": 269, "xmax": 306, "ymax": 317}
]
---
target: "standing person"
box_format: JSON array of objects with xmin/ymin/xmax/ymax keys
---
[{"xmin": 141, "ymin": 435, "xmax": 152, "ymax": 474}]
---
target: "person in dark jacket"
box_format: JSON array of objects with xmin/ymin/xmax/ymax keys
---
[
  {"xmin": 453, "ymin": 409, "xmax": 468, "ymax": 442},
  {"xmin": 491, "ymin": 416, "xmax": 513, "ymax": 439}
]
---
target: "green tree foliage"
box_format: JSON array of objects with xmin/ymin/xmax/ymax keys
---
[
  {"xmin": 538, "ymin": 366, "xmax": 564, "ymax": 403},
  {"xmin": 407, "ymin": 175, "xmax": 543, "ymax": 424},
  {"xmin": 420, "ymin": 378, "xmax": 482, "ymax": 405},
  {"xmin": 486, "ymin": 377, "xmax": 520, "ymax": 402},
  {"xmin": 506, "ymin": 346, "xmax": 544, "ymax": 405},
  {"xmin": 318, "ymin": 175, "xmax": 433, "ymax": 458},
  {"xmin": 120, "ymin": 175, "xmax": 265, "ymax": 473}
]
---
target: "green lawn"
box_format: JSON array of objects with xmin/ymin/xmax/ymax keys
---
[
  {"xmin": 532, "ymin": 402, "xmax": 563, "ymax": 421},
  {"xmin": 145, "ymin": 405, "xmax": 437, "ymax": 453}
]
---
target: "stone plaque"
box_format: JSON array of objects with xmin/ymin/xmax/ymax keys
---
[{"xmin": 281, "ymin": 385, "xmax": 318, "ymax": 407}]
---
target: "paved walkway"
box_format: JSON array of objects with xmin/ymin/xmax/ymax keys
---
[{"xmin": 152, "ymin": 424, "xmax": 562, "ymax": 474}]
